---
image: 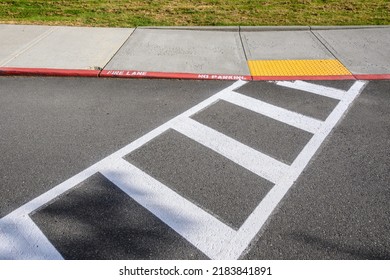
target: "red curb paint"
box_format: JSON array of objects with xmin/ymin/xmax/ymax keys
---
[
  {"xmin": 252, "ymin": 75, "xmax": 356, "ymax": 81},
  {"xmin": 353, "ymin": 74, "xmax": 390, "ymax": 80},
  {"xmin": 100, "ymin": 70, "xmax": 252, "ymax": 81},
  {"xmin": 1, "ymin": 67, "xmax": 389, "ymax": 81},
  {"xmin": 0, "ymin": 67, "xmax": 100, "ymax": 77}
]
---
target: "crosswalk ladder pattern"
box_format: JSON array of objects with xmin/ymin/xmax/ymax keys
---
[{"xmin": 0, "ymin": 79, "xmax": 367, "ymax": 260}]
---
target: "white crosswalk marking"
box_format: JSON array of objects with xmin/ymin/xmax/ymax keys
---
[
  {"xmin": 221, "ymin": 90, "xmax": 323, "ymax": 134},
  {"xmin": 217, "ymin": 80, "xmax": 368, "ymax": 259},
  {"xmin": 0, "ymin": 214, "xmax": 62, "ymax": 260},
  {"xmin": 0, "ymin": 79, "xmax": 367, "ymax": 260},
  {"xmin": 276, "ymin": 80, "xmax": 347, "ymax": 100},
  {"xmin": 100, "ymin": 158, "xmax": 236, "ymax": 260},
  {"xmin": 172, "ymin": 118, "xmax": 289, "ymax": 184}
]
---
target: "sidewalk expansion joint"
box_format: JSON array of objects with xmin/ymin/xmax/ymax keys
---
[
  {"xmin": 100, "ymin": 27, "xmax": 137, "ymax": 73},
  {"xmin": 0, "ymin": 26, "xmax": 58, "ymax": 67}
]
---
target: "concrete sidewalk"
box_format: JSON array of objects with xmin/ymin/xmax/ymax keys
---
[{"xmin": 0, "ymin": 24, "xmax": 389, "ymax": 80}]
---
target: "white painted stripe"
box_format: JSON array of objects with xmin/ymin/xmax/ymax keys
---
[
  {"xmin": 0, "ymin": 215, "xmax": 63, "ymax": 260},
  {"xmin": 216, "ymin": 80, "xmax": 368, "ymax": 259},
  {"xmin": 105, "ymin": 80, "xmax": 248, "ymax": 160},
  {"xmin": 8, "ymin": 80, "xmax": 247, "ymax": 217},
  {"xmin": 11, "ymin": 166, "xmax": 99, "ymax": 218},
  {"xmin": 100, "ymin": 158, "xmax": 236, "ymax": 260},
  {"xmin": 172, "ymin": 117, "xmax": 289, "ymax": 184},
  {"xmin": 0, "ymin": 79, "xmax": 364, "ymax": 260},
  {"xmin": 0, "ymin": 27, "xmax": 58, "ymax": 67},
  {"xmin": 276, "ymin": 80, "xmax": 346, "ymax": 100},
  {"xmin": 222, "ymin": 91, "xmax": 323, "ymax": 134},
  {"xmin": 0, "ymin": 80, "xmax": 247, "ymax": 260}
]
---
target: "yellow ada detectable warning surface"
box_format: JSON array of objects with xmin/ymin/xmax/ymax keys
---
[{"xmin": 248, "ymin": 59, "xmax": 352, "ymax": 78}]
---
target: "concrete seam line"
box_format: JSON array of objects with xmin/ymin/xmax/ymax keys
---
[
  {"xmin": 310, "ymin": 25, "xmax": 390, "ymax": 30},
  {"xmin": 240, "ymin": 26, "xmax": 310, "ymax": 32},
  {"xmin": 99, "ymin": 27, "xmax": 137, "ymax": 76},
  {"xmin": 309, "ymin": 29, "xmax": 354, "ymax": 78},
  {"xmin": 0, "ymin": 26, "xmax": 58, "ymax": 67},
  {"xmin": 238, "ymin": 26, "xmax": 252, "ymax": 80},
  {"xmin": 309, "ymin": 29, "xmax": 341, "ymax": 61},
  {"xmin": 308, "ymin": 28, "xmax": 338, "ymax": 61},
  {"xmin": 138, "ymin": 26, "xmax": 239, "ymax": 32},
  {"xmin": 238, "ymin": 26, "xmax": 249, "ymax": 60}
]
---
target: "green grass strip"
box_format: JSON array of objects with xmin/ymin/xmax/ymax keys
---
[{"xmin": 1, "ymin": 0, "xmax": 389, "ymax": 27}]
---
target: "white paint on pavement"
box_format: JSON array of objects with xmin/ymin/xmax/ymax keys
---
[
  {"xmin": 222, "ymin": 90, "xmax": 323, "ymax": 134},
  {"xmin": 276, "ymin": 80, "xmax": 346, "ymax": 100},
  {"xmin": 0, "ymin": 80, "xmax": 246, "ymax": 259},
  {"xmin": 105, "ymin": 79, "xmax": 248, "ymax": 160},
  {"xmin": 214, "ymin": 80, "xmax": 368, "ymax": 259},
  {"xmin": 0, "ymin": 79, "xmax": 367, "ymax": 260},
  {"xmin": 0, "ymin": 215, "xmax": 63, "ymax": 260},
  {"xmin": 100, "ymin": 158, "xmax": 236, "ymax": 260},
  {"xmin": 172, "ymin": 117, "xmax": 289, "ymax": 184}
]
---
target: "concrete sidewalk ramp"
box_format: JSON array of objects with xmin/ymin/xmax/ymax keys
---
[
  {"xmin": 102, "ymin": 28, "xmax": 251, "ymax": 80},
  {"xmin": 0, "ymin": 24, "xmax": 389, "ymax": 80},
  {"xmin": 1, "ymin": 25, "xmax": 133, "ymax": 76},
  {"xmin": 313, "ymin": 27, "xmax": 390, "ymax": 79},
  {"xmin": 241, "ymin": 28, "xmax": 333, "ymax": 60},
  {"xmin": 241, "ymin": 28, "xmax": 353, "ymax": 80}
]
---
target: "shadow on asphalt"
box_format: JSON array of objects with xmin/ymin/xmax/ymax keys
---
[{"xmin": 31, "ymin": 172, "xmax": 207, "ymax": 260}]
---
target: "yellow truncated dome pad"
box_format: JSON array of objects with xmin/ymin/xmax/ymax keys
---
[{"xmin": 248, "ymin": 59, "xmax": 352, "ymax": 77}]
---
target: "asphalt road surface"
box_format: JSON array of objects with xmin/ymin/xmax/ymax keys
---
[{"xmin": 0, "ymin": 77, "xmax": 389, "ymax": 260}]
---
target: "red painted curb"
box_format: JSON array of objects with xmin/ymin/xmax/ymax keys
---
[
  {"xmin": 353, "ymin": 74, "xmax": 390, "ymax": 80},
  {"xmin": 100, "ymin": 70, "xmax": 252, "ymax": 81},
  {"xmin": 1, "ymin": 67, "xmax": 389, "ymax": 81},
  {"xmin": 0, "ymin": 67, "xmax": 100, "ymax": 77},
  {"xmin": 252, "ymin": 75, "xmax": 356, "ymax": 81}
]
